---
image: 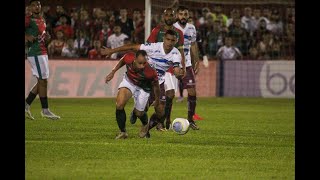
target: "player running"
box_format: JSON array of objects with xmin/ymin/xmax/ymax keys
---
[{"xmin": 105, "ymin": 50, "xmax": 160, "ymax": 139}]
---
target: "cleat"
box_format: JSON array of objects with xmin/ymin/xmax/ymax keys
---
[
  {"xmin": 156, "ymin": 123, "xmax": 167, "ymax": 131},
  {"xmin": 115, "ymin": 132, "xmax": 128, "ymax": 139},
  {"xmin": 189, "ymin": 121, "xmax": 200, "ymax": 130},
  {"xmin": 165, "ymin": 120, "xmax": 171, "ymax": 130},
  {"xmin": 130, "ymin": 111, "xmax": 137, "ymax": 124},
  {"xmin": 193, "ymin": 113, "xmax": 203, "ymax": 120},
  {"xmin": 139, "ymin": 123, "xmax": 149, "ymax": 138},
  {"xmin": 176, "ymin": 97, "xmax": 184, "ymax": 103},
  {"xmin": 145, "ymin": 131, "xmax": 151, "ymax": 138},
  {"xmin": 41, "ymin": 109, "xmax": 60, "ymax": 120},
  {"xmin": 25, "ymin": 107, "xmax": 35, "ymax": 120}
]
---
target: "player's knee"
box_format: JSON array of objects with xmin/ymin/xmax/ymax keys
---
[
  {"xmin": 166, "ymin": 89, "xmax": 175, "ymax": 99},
  {"xmin": 188, "ymin": 88, "xmax": 196, "ymax": 96},
  {"xmin": 135, "ymin": 110, "xmax": 145, "ymax": 118},
  {"xmin": 38, "ymin": 79, "xmax": 48, "ymax": 86},
  {"xmin": 116, "ymin": 102, "xmax": 126, "ymax": 110}
]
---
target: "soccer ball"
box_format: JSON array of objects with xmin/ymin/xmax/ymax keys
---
[{"xmin": 172, "ymin": 118, "xmax": 190, "ymax": 135}]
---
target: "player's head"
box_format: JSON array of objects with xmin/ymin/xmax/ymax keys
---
[
  {"xmin": 134, "ymin": 50, "xmax": 148, "ymax": 71},
  {"xmin": 29, "ymin": 0, "xmax": 41, "ymax": 15},
  {"xmin": 163, "ymin": 30, "xmax": 177, "ymax": 52},
  {"xmin": 176, "ymin": 6, "xmax": 189, "ymax": 25},
  {"xmin": 163, "ymin": 8, "xmax": 175, "ymax": 26}
]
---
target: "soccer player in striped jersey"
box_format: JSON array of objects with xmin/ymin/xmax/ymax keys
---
[
  {"xmin": 105, "ymin": 50, "xmax": 160, "ymax": 139},
  {"xmin": 146, "ymin": 8, "xmax": 186, "ymax": 131},
  {"xmin": 101, "ymin": 30, "xmax": 183, "ymax": 137},
  {"xmin": 173, "ymin": 6, "xmax": 200, "ymax": 130},
  {"xmin": 25, "ymin": 0, "xmax": 60, "ymax": 120}
]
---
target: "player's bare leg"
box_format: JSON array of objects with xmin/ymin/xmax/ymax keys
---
[
  {"xmin": 176, "ymin": 79, "xmax": 184, "ymax": 103},
  {"xmin": 25, "ymin": 81, "xmax": 39, "ymax": 120},
  {"xmin": 38, "ymin": 79, "xmax": 60, "ymax": 120},
  {"xmin": 187, "ymin": 88, "xmax": 199, "ymax": 130},
  {"xmin": 133, "ymin": 108, "xmax": 149, "ymax": 138},
  {"xmin": 163, "ymin": 89, "xmax": 175, "ymax": 130},
  {"xmin": 148, "ymin": 101, "xmax": 165, "ymax": 137},
  {"xmin": 115, "ymin": 88, "xmax": 132, "ymax": 139}
]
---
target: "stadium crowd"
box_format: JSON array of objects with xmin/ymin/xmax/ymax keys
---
[{"xmin": 25, "ymin": 4, "xmax": 295, "ymax": 60}]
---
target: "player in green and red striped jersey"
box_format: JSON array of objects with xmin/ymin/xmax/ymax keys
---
[
  {"xmin": 105, "ymin": 50, "xmax": 160, "ymax": 139},
  {"xmin": 25, "ymin": 0, "xmax": 60, "ymax": 120},
  {"xmin": 144, "ymin": 8, "xmax": 186, "ymax": 131}
]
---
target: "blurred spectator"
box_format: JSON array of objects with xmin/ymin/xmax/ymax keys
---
[
  {"xmin": 205, "ymin": 20, "xmax": 225, "ymax": 58},
  {"xmin": 53, "ymin": 5, "xmax": 71, "ymax": 28},
  {"xmin": 61, "ymin": 39, "xmax": 78, "ymax": 58},
  {"xmin": 54, "ymin": 15, "xmax": 74, "ymax": 39},
  {"xmin": 251, "ymin": 19, "xmax": 271, "ymax": 48},
  {"xmin": 25, "ymin": 6, "xmax": 32, "ymax": 16},
  {"xmin": 241, "ymin": 7, "xmax": 255, "ymax": 35},
  {"xmin": 74, "ymin": 29, "xmax": 90, "ymax": 57},
  {"xmin": 252, "ymin": 8, "xmax": 262, "ymax": 31},
  {"xmin": 48, "ymin": 30, "xmax": 66, "ymax": 57},
  {"xmin": 94, "ymin": 21, "xmax": 112, "ymax": 47},
  {"xmin": 88, "ymin": 39, "xmax": 103, "ymax": 59},
  {"xmin": 259, "ymin": 8, "xmax": 271, "ymax": 27},
  {"xmin": 227, "ymin": 8, "xmax": 240, "ymax": 27},
  {"xmin": 248, "ymin": 46, "xmax": 259, "ymax": 60},
  {"xmin": 78, "ymin": 9, "xmax": 93, "ymax": 39},
  {"xmin": 115, "ymin": 8, "xmax": 134, "ymax": 40},
  {"xmin": 270, "ymin": 38, "xmax": 281, "ymax": 60},
  {"xmin": 283, "ymin": 22, "xmax": 295, "ymax": 58},
  {"xmin": 70, "ymin": 10, "xmax": 80, "ymax": 29},
  {"xmin": 267, "ymin": 9, "xmax": 283, "ymax": 38},
  {"xmin": 212, "ymin": 5, "xmax": 228, "ymax": 27},
  {"xmin": 107, "ymin": 24, "xmax": 129, "ymax": 59},
  {"xmin": 216, "ymin": 36, "xmax": 243, "ymax": 60},
  {"xmin": 228, "ymin": 18, "xmax": 249, "ymax": 56},
  {"xmin": 256, "ymin": 33, "xmax": 272, "ymax": 60},
  {"xmin": 133, "ymin": 8, "xmax": 145, "ymax": 44}
]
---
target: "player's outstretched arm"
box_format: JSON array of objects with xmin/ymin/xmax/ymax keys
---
[
  {"xmin": 105, "ymin": 56, "xmax": 125, "ymax": 84},
  {"xmin": 101, "ymin": 44, "xmax": 141, "ymax": 58}
]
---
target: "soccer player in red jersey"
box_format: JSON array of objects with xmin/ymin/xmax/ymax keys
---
[
  {"xmin": 25, "ymin": 0, "xmax": 60, "ymax": 120},
  {"xmin": 101, "ymin": 30, "xmax": 183, "ymax": 137},
  {"xmin": 146, "ymin": 8, "xmax": 186, "ymax": 130},
  {"xmin": 105, "ymin": 50, "xmax": 160, "ymax": 139}
]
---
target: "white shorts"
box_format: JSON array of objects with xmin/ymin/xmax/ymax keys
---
[
  {"xmin": 118, "ymin": 75, "xmax": 150, "ymax": 111},
  {"xmin": 27, "ymin": 55, "xmax": 49, "ymax": 79},
  {"xmin": 164, "ymin": 72, "xmax": 178, "ymax": 93}
]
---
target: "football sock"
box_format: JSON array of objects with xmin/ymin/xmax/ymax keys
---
[
  {"xmin": 39, "ymin": 97, "xmax": 49, "ymax": 109},
  {"xmin": 165, "ymin": 96, "xmax": 173, "ymax": 122},
  {"xmin": 179, "ymin": 80, "xmax": 183, "ymax": 97},
  {"xmin": 188, "ymin": 95, "xmax": 197, "ymax": 122},
  {"xmin": 116, "ymin": 109, "xmax": 126, "ymax": 132},
  {"xmin": 26, "ymin": 92, "xmax": 37, "ymax": 105},
  {"xmin": 139, "ymin": 112, "xmax": 148, "ymax": 125}
]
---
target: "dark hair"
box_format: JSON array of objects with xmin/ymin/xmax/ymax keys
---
[
  {"xmin": 176, "ymin": 6, "xmax": 188, "ymax": 12},
  {"xmin": 165, "ymin": 29, "xmax": 176, "ymax": 37},
  {"xmin": 29, "ymin": 0, "xmax": 40, "ymax": 5},
  {"xmin": 136, "ymin": 50, "xmax": 147, "ymax": 57}
]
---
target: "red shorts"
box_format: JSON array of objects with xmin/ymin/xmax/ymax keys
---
[{"xmin": 182, "ymin": 66, "xmax": 196, "ymax": 89}]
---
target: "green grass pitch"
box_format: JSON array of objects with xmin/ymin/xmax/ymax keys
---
[{"xmin": 25, "ymin": 97, "xmax": 294, "ymax": 179}]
